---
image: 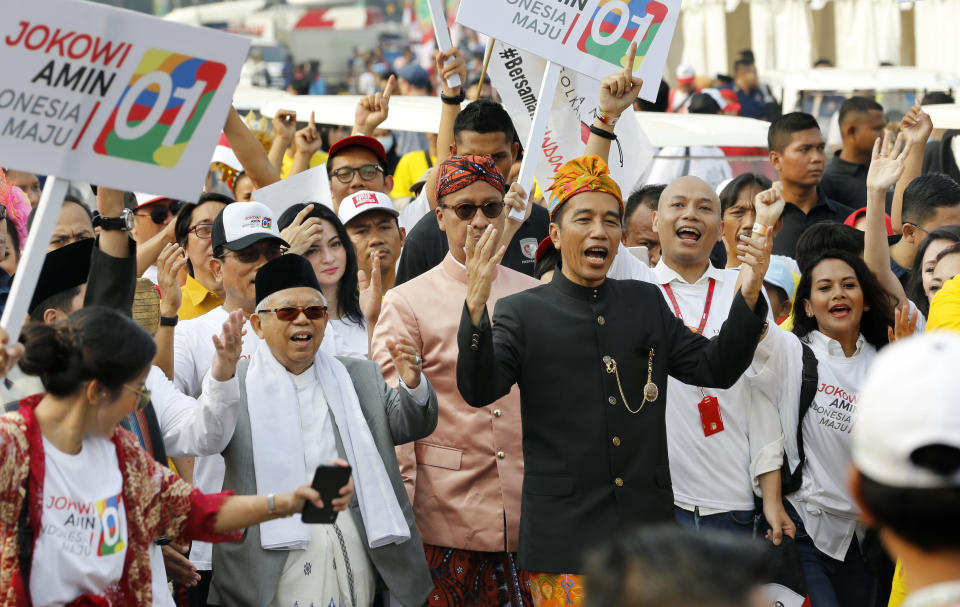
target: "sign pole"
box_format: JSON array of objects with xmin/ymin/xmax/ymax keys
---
[
  {"xmin": 426, "ymin": 0, "xmax": 462, "ymax": 89},
  {"xmin": 0, "ymin": 176, "xmax": 69, "ymax": 343},
  {"xmin": 512, "ymin": 61, "xmax": 562, "ymax": 221}
]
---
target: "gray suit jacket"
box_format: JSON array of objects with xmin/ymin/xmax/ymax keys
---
[{"xmin": 210, "ymin": 356, "xmax": 438, "ymax": 607}]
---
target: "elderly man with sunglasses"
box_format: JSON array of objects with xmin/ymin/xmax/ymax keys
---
[
  {"xmin": 172, "ymin": 200, "xmax": 289, "ymax": 605},
  {"xmin": 205, "ymin": 253, "xmax": 438, "ymax": 607},
  {"xmin": 370, "ymin": 155, "xmax": 540, "ymax": 607}
]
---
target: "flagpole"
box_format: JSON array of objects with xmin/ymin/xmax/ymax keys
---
[{"xmin": 475, "ymin": 38, "xmax": 495, "ymax": 100}]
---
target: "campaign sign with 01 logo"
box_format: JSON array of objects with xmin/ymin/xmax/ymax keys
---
[
  {"xmin": 0, "ymin": 0, "xmax": 248, "ymax": 200},
  {"xmin": 456, "ymin": 0, "xmax": 680, "ymax": 102}
]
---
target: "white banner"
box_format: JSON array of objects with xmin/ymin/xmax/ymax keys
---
[
  {"xmin": 0, "ymin": 0, "xmax": 249, "ymax": 201},
  {"xmin": 487, "ymin": 41, "xmax": 653, "ymax": 197},
  {"xmin": 457, "ymin": 0, "xmax": 680, "ymax": 102}
]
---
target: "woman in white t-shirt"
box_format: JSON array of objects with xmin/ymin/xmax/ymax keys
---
[
  {"xmin": 0, "ymin": 307, "xmax": 348, "ymax": 607},
  {"xmin": 279, "ymin": 203, "xmax": 375, "ymax": 359},
  {"xmin": 755, "ymin": 249, "xmax": 897, "ymax": 607}
]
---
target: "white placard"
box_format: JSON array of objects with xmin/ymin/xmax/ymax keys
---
[
  {"xmin": 426, "ymin": 0, "xmax": 462, "ymax": 89},
  {"xmin": 456, "ymin": 0, "xmax": 680, "ymax": 102},
  {"xmin": 513, "ymin": 62, "xmax": 561, "ymax": 221},
  {"xmin": 488, "ymin": 41, "xmax": 654, "ymax": 201},
  {"xmin": 0, "ymin": 0, "xmax": 250, "ymax": 201},
  {"xmin": 252, "ymin": 164, "xmax": 333, "ymax": 217}
]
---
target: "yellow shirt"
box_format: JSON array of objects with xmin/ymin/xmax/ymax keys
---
[
  {"xmin": 280, "ymin": 150, "xmax": 328, "ymax": 180},
  {"xmin": 390, "ymin": 149, "xmax": 436, "ymax": 199},
  {"xmin": 178, "ymin": 274, "xmax": 223, "ymax": 321},
  {"xmin": 927, "ymin": 274, "xmax": 960, "ymax": 332}
]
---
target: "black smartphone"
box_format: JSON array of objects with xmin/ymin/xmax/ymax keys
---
[{"xmin": 301, "ymin": 464, "xmax": 352, "ymax": 524}]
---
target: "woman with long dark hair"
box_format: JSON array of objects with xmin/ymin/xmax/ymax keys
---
[
  {"xmin": 755, "ymin": 249, "xmax": 896, "ymax": 607},
  {"xmin": 0, "ymin": 307, "xmax": 346, "ymax": 606},
  {"xmin": 279, "ymin": 202, "xmax": 373, "ymax": 358}
]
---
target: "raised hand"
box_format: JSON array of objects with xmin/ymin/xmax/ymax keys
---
[
  {"xmin": 354, "ymin": 75, "xmax": 395, "ymax": 136},
  {"xmin": 597, "ymin": 41, "xmax": 643, "ymax": 119},
  {"xmin": 272, "ymin": 109, "xmax": 298, "ymax": 145},
  {"xmin": 866, "ymin": 130, "xmax": 909, "ymax": 193},
  {"xmin": 280, "ymin": 204, "xmax": 324, "ymax": 256},
  {"xmin": 435, "ymin": 48, "xmax": 467, "ymax": 97},
  {"xmin": 210, "ymin": 309, "xmax": 245, "ymax": 382},
  {"xmin": 887, "ymin": 303, "xmax": 918, "ymax": 343},
  {"xmin": 386, "ymin": 337, "xmax": 422, "ymax": 388},
  {"xmin": 736, "ymin": 231, "xmax": 773, "ymax": 310},
  {"xmin": 157, "ymin": 242, "xmax": 187, "ymax": 318},
  {"xmin": 465, "ymin": 224, "xmax": 506, "ymax": 326},
  {"xmin": 899, "ymin": 101, "xmax": 933, "ymax": 148},
  {"xmin": 294, "ymin": 111, "xmax": 322, "ymax": 157},
  {"xmin": 0, "ymin": 327, "xmax": 23, "ymax": 380},
  {"xmin": 754, "ymin": 181, "xmax": 786, "ymax": 228},
  {"xmin": 358, "ymin": 253, "xmax": 383, "ymax": 326}
]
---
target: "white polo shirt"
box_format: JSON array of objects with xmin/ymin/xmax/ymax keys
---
[{"xmin": 653, "ymin": 261, "xmax": 783, "ymax": 513}]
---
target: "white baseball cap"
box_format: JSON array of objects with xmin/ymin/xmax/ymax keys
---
[
  {"xmin": 676, "ymin": 64, "xmax": 695, "ymax": 84},
  {"xmin": 853, "ymin": 332, "xmax": 960, "ymax": 489},
  {"xmin": 211, "ymin": 201, "xmax": 288, "ymax": 256},
  {"xmin": 133, "ymin": 192, "xmax": 174, "ymax": 209},
  {"xmin": 337, "ymin": 190, "xmax": 398, "ymax": 227}
]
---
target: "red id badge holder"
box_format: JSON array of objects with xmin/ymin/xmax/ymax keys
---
[{"xmin": 698, "ymin": 392, "xmax": 724, "ymax": 437}]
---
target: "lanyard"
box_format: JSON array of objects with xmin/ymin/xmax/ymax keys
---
[{"xmin": 663, "ymin": 278, "xmax": 716, "ymax": 334}]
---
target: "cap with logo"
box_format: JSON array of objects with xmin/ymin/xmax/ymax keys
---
[
  {"xmin": 337, "ymin": 190, "xmax": 398, "ymax": 227},
  {"xmin": 211, "ymin": 201, "xmax": 289, "ymax": 257},
  {"xmin": 853, "ymin": 332, "xmax": 960, "ymax": 489}
]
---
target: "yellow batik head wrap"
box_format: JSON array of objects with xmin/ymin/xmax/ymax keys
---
[{"xmin": 546, "ymin": 155, "xmax": 623, "ymax": 221}]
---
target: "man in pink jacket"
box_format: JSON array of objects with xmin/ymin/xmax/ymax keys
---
[{"xmin": 372, "ymin": 155, "xmax": 538, "ymax": 607}]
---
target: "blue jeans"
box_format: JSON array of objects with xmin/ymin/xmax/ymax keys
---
[
  {"xmin": 785, "ymin": 502, "xmax": 875, "ymax": 607},
  {"xmin": 673, "ymin": 505, "xmax": 758, "ymax": 538}
]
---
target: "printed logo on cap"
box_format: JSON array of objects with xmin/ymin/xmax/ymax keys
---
[
  {"xmin": 241, "ymin": 215, "xmax": 271, "ymax": 231},
  {"xmin": 520, "ymin": 238, "xmax": 538, "ymax": 260},
  {"xmin": 351, "ymin": 192, "xmax": 381, "ymax": 208},
  {"xmin": 572, "ymin": 0, "xmax": 669, "ymax": 70},
  {"xmin": 94, "ymin": 49, "xmax": 227, "ymax": 167}
]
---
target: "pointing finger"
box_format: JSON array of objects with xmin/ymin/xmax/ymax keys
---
[
  {"xmin": 382, "ymin": 75, "xmax": 395, "ymax": 105},
  {"xmin": 622, "ymin": 41, "xmax": 638, "ymax": 76}
]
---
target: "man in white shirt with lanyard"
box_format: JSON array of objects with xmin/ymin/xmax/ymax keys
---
[
  {"xmin": 172, "ymin": 201, "xmax": 287, "ymax": 604},
  {"xmin": 651, "ymin": 175, "xmax": 794, "ymax": 542}
]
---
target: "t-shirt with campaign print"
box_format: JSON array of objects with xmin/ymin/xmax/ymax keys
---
[
  {"xmin": 751, "ymin": 327, "xmax": 877, "ymax": 560},
  {"xmin": 31, "ymin": 435, "xmax": 127, "ymax": 605}
]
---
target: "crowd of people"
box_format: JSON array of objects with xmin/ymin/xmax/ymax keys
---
[{"xmin": 1, "ymin": 35, "xmax": 960, "ymax": 607}]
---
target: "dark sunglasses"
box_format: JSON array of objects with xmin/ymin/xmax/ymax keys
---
[
  {"xmin": 222, "ymin": 245, "xmax": 286, "ymax": 264},
  {"xmin": 331, "ymin": 164, "xmax": 384, "ymax": 184},
  {"xmin": 136, "ymin": 201, "xmax": 181, "ymax": 225},
  {"xmin": 441, "ymin": 201, "xmax": 505, "ymax": 221},
  {"xmin": 260, "ymin": 305, "xmax": 328, "ymax": 321}
]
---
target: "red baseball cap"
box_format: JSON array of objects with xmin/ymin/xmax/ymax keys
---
[{"xmin": 328, "ymin": 135, "xmax": 387, "ymax": 166}]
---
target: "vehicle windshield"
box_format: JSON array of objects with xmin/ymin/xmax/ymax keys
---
[{"xmin": 251, "ymin": 45, "xmax": 287, "ymax": 63}]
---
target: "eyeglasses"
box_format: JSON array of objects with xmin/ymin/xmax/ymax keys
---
[
  {"xmin": 904, "ymin": 221, "xmax": 929, "ymax": 236},
  {"xmin": 136, "ymin": 201, "xmax": 181, "ymax": 225},
  {"xmin": 188, "ymin": 223, "xmax": 213, "ymax": 239},
  {"xmin": 222, "ymin": 244, "xmax": 286, "ymax": 264},
  {"xmin": 259, "ymin": 305, "xmax": 328, "ymax": 321},
  {"xmin": 440, "ymin": 201, "xmax": 505, "ymax": 221},
  {"xmin": 331, "ymin": 164, "xmax": 384, "ymax": 184},
  {"xmin": 124, "ymin": 384, "xmax": 151, "ymax": 411}
]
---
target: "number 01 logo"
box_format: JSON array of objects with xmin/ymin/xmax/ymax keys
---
[{"xmin": 94, "ymin": 49, "xmax": 226, "ymax": 167}]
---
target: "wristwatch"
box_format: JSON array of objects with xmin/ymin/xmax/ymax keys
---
[{"xmin": 95, "ymin": 208, "xmax": 134, "ymax": 231}]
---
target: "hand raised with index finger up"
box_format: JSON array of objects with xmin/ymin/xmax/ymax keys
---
[
  {"xmin": 465, "ymin": 224, "xmax": 506, "ymax": 327},
  {"xmin": 597, "ymin": 41, "xmax": 644, "ymax": 119}
]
